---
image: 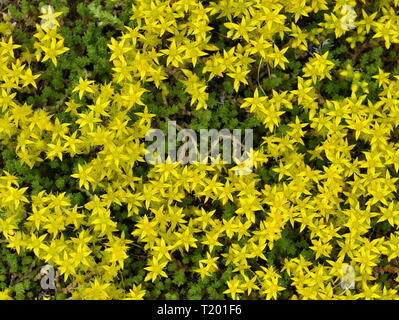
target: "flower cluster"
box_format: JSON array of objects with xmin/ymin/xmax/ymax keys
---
[{"xmin": 1, "ymin": 0, "xmax": 399, "ymax": 300}]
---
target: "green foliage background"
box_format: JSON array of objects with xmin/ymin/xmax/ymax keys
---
[{"xmin": 0, "ymin": 0, "xmax": 398, "ymax": 299}]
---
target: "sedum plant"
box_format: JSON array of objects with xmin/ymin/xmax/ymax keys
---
[{"xmin": 0, "ymin": 0, "xmax": 399, "ymax": 300}]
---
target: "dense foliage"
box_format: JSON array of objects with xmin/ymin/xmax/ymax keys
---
[{"xmin": 1, "ymin": 0, "xmax": 399, "ymax": 300}]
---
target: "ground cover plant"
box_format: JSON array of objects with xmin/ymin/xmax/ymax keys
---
[{"xmin": 0, "ymin": 0, "xmax": 399, "ymax": 300}]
